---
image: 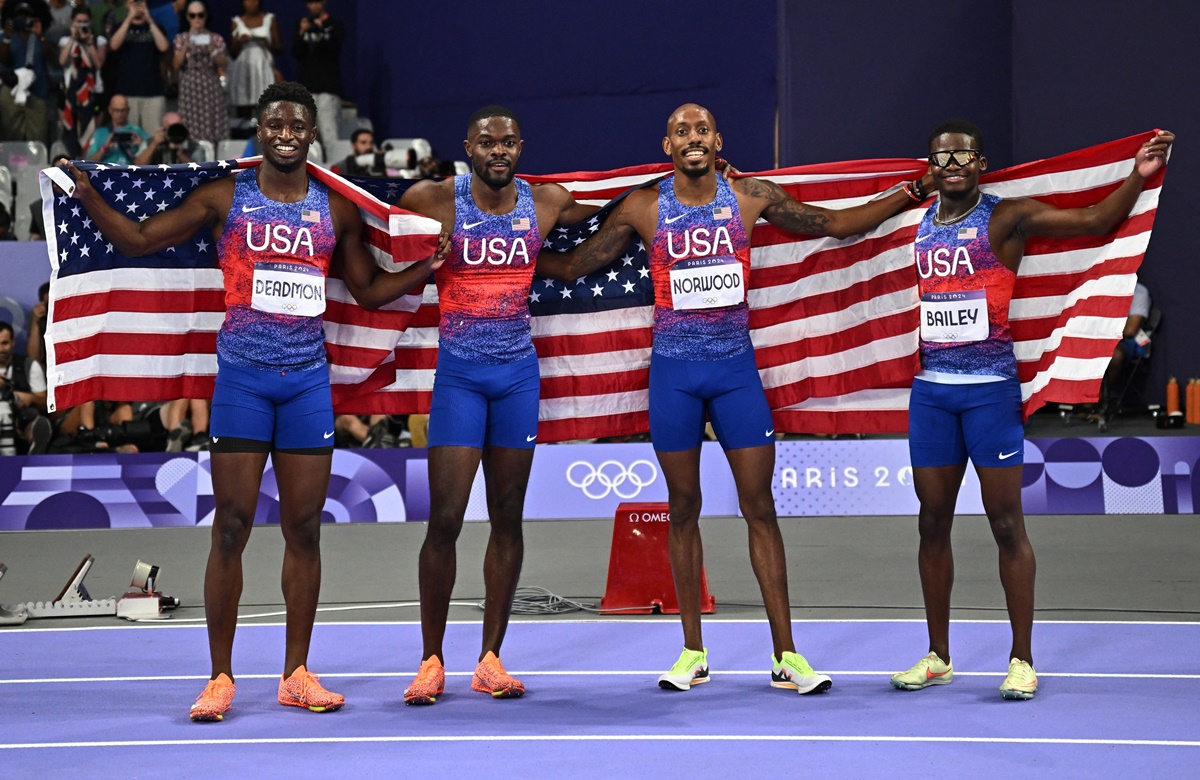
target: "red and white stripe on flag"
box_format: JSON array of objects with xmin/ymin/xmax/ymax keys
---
[{"xmin": 44, "ymin": 136, "xmax": 1166, "ymax": 440}]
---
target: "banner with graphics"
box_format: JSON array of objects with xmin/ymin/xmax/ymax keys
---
[{"xmin": 0, "ymin": 437, "xmax": 1196, "ymax": 530}]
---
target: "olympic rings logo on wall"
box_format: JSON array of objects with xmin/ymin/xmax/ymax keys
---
[{"xmin": 566, "ymin": 460, "xmax": 658, "ymax": 500}]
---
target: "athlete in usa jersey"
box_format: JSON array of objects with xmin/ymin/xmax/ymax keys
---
[
  {"xmin": 893, "ymin": 119, "xmax": 1173, "ymax": 701},
  {"xmin": 65, "ymin": 83, "xmax": 445, "ymax": 721},
  {"xmin": 437, "ymin": 173, "xmax": 540, "ymax": 363},
  {"xmin": 215, "ymin": 168, "xmax": 336, "ymax": 372},
  {"xmin": 915, "ymin": 192, "xmax": 1016, "ymax": 380},
  {"xmin": 393, "ymin": 106, "xmax": 600, "ymax": 704},
  {"xmin": 539, "ymin": 103, "xmax": 935, "ymax": 696}
]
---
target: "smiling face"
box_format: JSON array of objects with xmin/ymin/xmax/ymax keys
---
[
  {"xmin": 663, "ymin": 104, "xmax": 722, "ymax": 180},
  {"xmin": 928, "ymin": 132, "xmax": 987, "ymax": 197},
  {"xmin": 464, "ymin": 115, "xmax": 523, "ymax": 189},
  {"xmin": 256, "ymin": 101, "xmax": 315, "ymax": 172}
]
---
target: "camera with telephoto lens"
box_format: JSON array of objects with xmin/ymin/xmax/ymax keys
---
[{"xmin": 166, "ymin": 123, "xmax": 189, "ymax": 146}]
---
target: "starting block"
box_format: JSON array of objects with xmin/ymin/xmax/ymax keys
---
[
  {"xmin": 15, "ymin": 554, "xmax": 118, "ymax": 619},
  {"xmin": 0, "ymin": 556, "xmax": 179, "ymax": 624},
  {"xmin": 601, "ymin": 502, "xmax": 715, "ymax": 614}
]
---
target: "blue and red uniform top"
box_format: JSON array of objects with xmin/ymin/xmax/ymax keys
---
[
  {"xmin": 648, "ymin": 175, "xmax": 752, "ymax": 361},
  {"xmin": 216, "ymin": 169, "xmax": 337, "ymax": 371},
  {"xmin": 914, "ymin": 192, "xmax": 1018, "ymax": 381},
  {"xmin": 436, "ymin": 174, "xmax": 541, "ymax": 364}
]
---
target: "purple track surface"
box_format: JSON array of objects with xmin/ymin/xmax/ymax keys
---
[{"xmin": 2, "ymin": 619, "xmax": 1198, "ymax": 778}]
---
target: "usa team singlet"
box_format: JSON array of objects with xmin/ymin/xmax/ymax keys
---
[
  {"xmin": 215, "ymin": 169, "xmax": 337, "ymax": 370},
  {"xmin": 435, "ymin": 173, "xmax": 541, "ymax": 364},
  {"xmin": 649, "ymin": 175, "xmax": 752, "ymax": 361},
  {"xmin": 914, "ymin": 192, "xmax": 1017, "ymax": 381},
  {"xmin": 646, "ymin": 176, "xmax": 773, "ymax": 452}
]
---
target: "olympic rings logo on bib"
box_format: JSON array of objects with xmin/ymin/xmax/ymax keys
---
[{"xmin": 566, "ymin": 459, "xmax": 658, "ymax": 500}]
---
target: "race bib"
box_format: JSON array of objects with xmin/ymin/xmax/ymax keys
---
[
  {"xmin": 669, "ymin": 256, "xmax": 744, "ymax": 310},
  {"xmin": 920, "ymin": 289, "xmax": 987, "ymax": 343},
  {"xmin": 251, "ymin": 261, "xmax": 325, "ymax": 317}
]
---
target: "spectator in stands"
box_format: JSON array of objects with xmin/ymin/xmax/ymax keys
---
[
  {"xmin": 0, "ymin": 320, "xmax": 52, "ymax": 455},
  {"xmin": 293, "ymin": 0, "xmax": 341, "ymax": 146},
  {"xmin": 330, "ymin": 127, "xmax": 387, "ymax": 177},
  {"xmin": 417, "ymin": 154, "xmax": 441, "ymax": 180},
  {"xmin": 85, "ymin": 92, "xmax": 146, "ymax": 162},
  {"xmin": 45, "ymin": 0, "xmax": 77, "ymax": 48},
  {"xmin": 1099, "ymin": 280, "xmax": 1153, "ymax": 418},
  {"xmin": 227, "ymin": 0, "xmax": 278, "ymax": 120},
  {"xmin": 0, "ymin": 201, "xmax": 16, "ymax": 239},
  {"xmin": 26, "ymin": 280, "xmax": 47, "ymax": 368},
  {"xmin": 334, "ymin": 414, "xmax": 410, "ymax": 449},
  {"xmin": 58, "ymin": 4, "xmax": 106, "ymax": 157},
  {"xmin": 29, "ymin": 152, "xmax": 67, "ymax": 239},
  {"xmin": 171, "ymin": 0, "xmax": 226, "ymax": 146},
  {"xmin": 0, "ymin": 1, "xmax": 57, "ymax": 144},
  {"xmin": 107, "ymin": 0, "xmax": 168, "ymax": 133},
  {"xmin": 163, "ymin": 397, "xmax": 211, "ymax": 451},
  {"xmin": 134, "ymin": 109, "xmax": 195, "ymax": 164},
  {"xmin": 88, "ymin": 0, "xmax": 128, "ymax": 38}
]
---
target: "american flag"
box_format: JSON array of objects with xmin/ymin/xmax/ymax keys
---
[
  {"xmin": 41, "ymin": 157, "xmax": 441, "ymax": 413},
  {"xmin": 43, "ymin": 134, "xmax": 1166, "ymax": 439}
]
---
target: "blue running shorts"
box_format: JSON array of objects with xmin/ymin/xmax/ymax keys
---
[
  {"xmin": 210, "ymin": 357, "xmax": 334, "ymax": 453},
  {"xmin": 908, "ymin": 377, "xmax": 1024, "ymax": 468},
  {"xmin": 649, "ymin": 349, "xmax": 775, "ymax": 453},
  {"xmin": 427, "ymin": 347, "xmax": 540, "ymax": 449}
]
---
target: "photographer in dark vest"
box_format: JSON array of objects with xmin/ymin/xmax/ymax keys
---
[{"xmin": 0, "ymin": 321, "xmax": 51, "ymax": 455}]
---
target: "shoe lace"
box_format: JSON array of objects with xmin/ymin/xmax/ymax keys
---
[{"xmin": 671, "ymin": 650, "xmax": 704, "ymax": 673}]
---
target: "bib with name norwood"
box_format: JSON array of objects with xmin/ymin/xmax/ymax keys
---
[{"xmin": 669, "ymin": 255, "xmax": 745, "ymax": 310}]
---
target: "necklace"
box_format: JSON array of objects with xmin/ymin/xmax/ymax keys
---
[{"xmin": 933, "ymin": 192, "xmax": 982, "ymax": 226}]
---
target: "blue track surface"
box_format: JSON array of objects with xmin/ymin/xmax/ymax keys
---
[{"xmin": 2, "ymin": 619, "xmax": 1198, "ymax": 778}]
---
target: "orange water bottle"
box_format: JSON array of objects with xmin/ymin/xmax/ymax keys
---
[
  {"xmin": 1167, "ymin": 376, "xmax": 1180, "ymax": 416},
  {"xmin": 1190, "ymin": 379, "xmax": 1199, "ymax": 424}
]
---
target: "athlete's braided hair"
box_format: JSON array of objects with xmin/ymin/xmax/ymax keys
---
[
  {"xmin": 466, "ymin": 105, "xmax": 520, "ymax": 136},
  {"xmin": 256, "ymin": 82, "xmax": 318, "ymax": 125},
  {"xmin": 928, "ymin": 119, "xmax": 984, "ymax": 153}
]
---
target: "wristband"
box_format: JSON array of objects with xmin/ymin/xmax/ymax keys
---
[{"xmin": 902, "ymin": 183, "xmax": 921, "ymax": 203}]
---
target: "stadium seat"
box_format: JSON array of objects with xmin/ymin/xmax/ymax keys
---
[
  {"xmin": 217, "ymin": 139, "xmax": 249, "ymax": 161},
  {"xmin": 382, "ymin": 138, "xmax": 432, "ymax": 163},
  {"xmin": 0, "ymin": 142, "xmax": 48, "ymax": 240},
  {"xmin": 193, "ymin": 140, "xmax": 214, "ymax": 163},
  {"xmin": 323, "ymin": 139, "xmax": 351, "ymax": 168}
]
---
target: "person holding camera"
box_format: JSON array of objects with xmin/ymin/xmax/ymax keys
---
[
  {"xmin": 293, "ymin": 0, "xmax": 341, "ymax": 149},
  {"xmin": 0, "ymin": 1, "xmax": 56, "ymax": 143},
  {"xmin": 58, "ymin": 5, "xmax": 106, "ymax": 157},
  {"xmin": 108, "ymin": 0, "xmax": 168, "ymax": 134},
  {"xmin": 0, "ymin": 321, "xmax": 51, "ymax": 456},
  {"xmin": 86, "ymin": 93, "xmax": 146, "ymax": 163},
  {"xmin": 134, "ymin": 110, "xmax": 196, "ymax": 164},
  {"xmin": 172, "ymin": 0, "xmax": 226, "ymax": 145}
]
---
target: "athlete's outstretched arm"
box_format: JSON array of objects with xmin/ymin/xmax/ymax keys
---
[
  {"xmin": 738, "ymin": 173, "xmax": 934, "ymax": 239},
  {"xmin": 64, "ymin": 161, "xmax": 226, "ymax": 256},
  {"xmin": 536, "ymin": 194, "xmax": 645, "ymax": 283},
  {"xmin": 333, "ymin": 192, "xmax": 447, "ymax": 311},
  {"xmin": 998, "ymin": 130, "xmax": 1174, "ymax": 241}
]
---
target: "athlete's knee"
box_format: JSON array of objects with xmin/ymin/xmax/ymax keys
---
[
  {"xmin": 917, "ymin": 509, "xmax": 954, "ymax": 541},
  {"xmin": 986, "ymin": 510, "xmax": 1025, "ymax": 547},
  {"xmin": 281, "ymin": 512, "xmax": 323, "ymax": 552},
  {"xmin": 211, "ymin": 507, "xmax": 254, "ymax": 554},
  {"xmin": 425, "ymin": 511, "xmax": 464, "ymax": 547},
  {"xmin": 738, "ymin": 491, "xmax": 777, "ymax": 525},
  {"xmin": 667, "ymin": 491, "xmax": 702, "ymax": 525}
]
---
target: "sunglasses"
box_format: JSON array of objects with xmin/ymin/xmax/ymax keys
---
[
  {"xmin": 929, "ymin": 150, "xmax": 980, "ymax": 168},
  {"xmin": 188, "ymin": 12, "xmax": 206, "ymax": 18}
]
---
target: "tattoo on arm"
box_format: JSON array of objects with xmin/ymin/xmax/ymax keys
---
[
  {"xmin": 565, "ymin": 217, "xmax": 635, "ymax": 277},
  {"xmin": 741, "ymin": 178, "xmax": 831, "ymax": 235}
]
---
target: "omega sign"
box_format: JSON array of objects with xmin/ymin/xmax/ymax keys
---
[{"xmin": 566, "ymin": 460, "xmax": 658, "ymax": 500}]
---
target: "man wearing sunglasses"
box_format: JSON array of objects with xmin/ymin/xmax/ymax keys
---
[{"xmin": 890, "ymin": 120, "xmax": 1173, "ymax": 700}]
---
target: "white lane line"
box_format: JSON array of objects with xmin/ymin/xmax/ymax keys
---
[
  {"xmin": 4, "ymin": 671, "xmax": 1200, "ymax": 684},
  {"xmin": 3, "ymin": 734, "xmax": 1200, "ymax": 750},
  {"xmin": 1, "ymin": 617, "xmax": 1198, "ymax": 633}
]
